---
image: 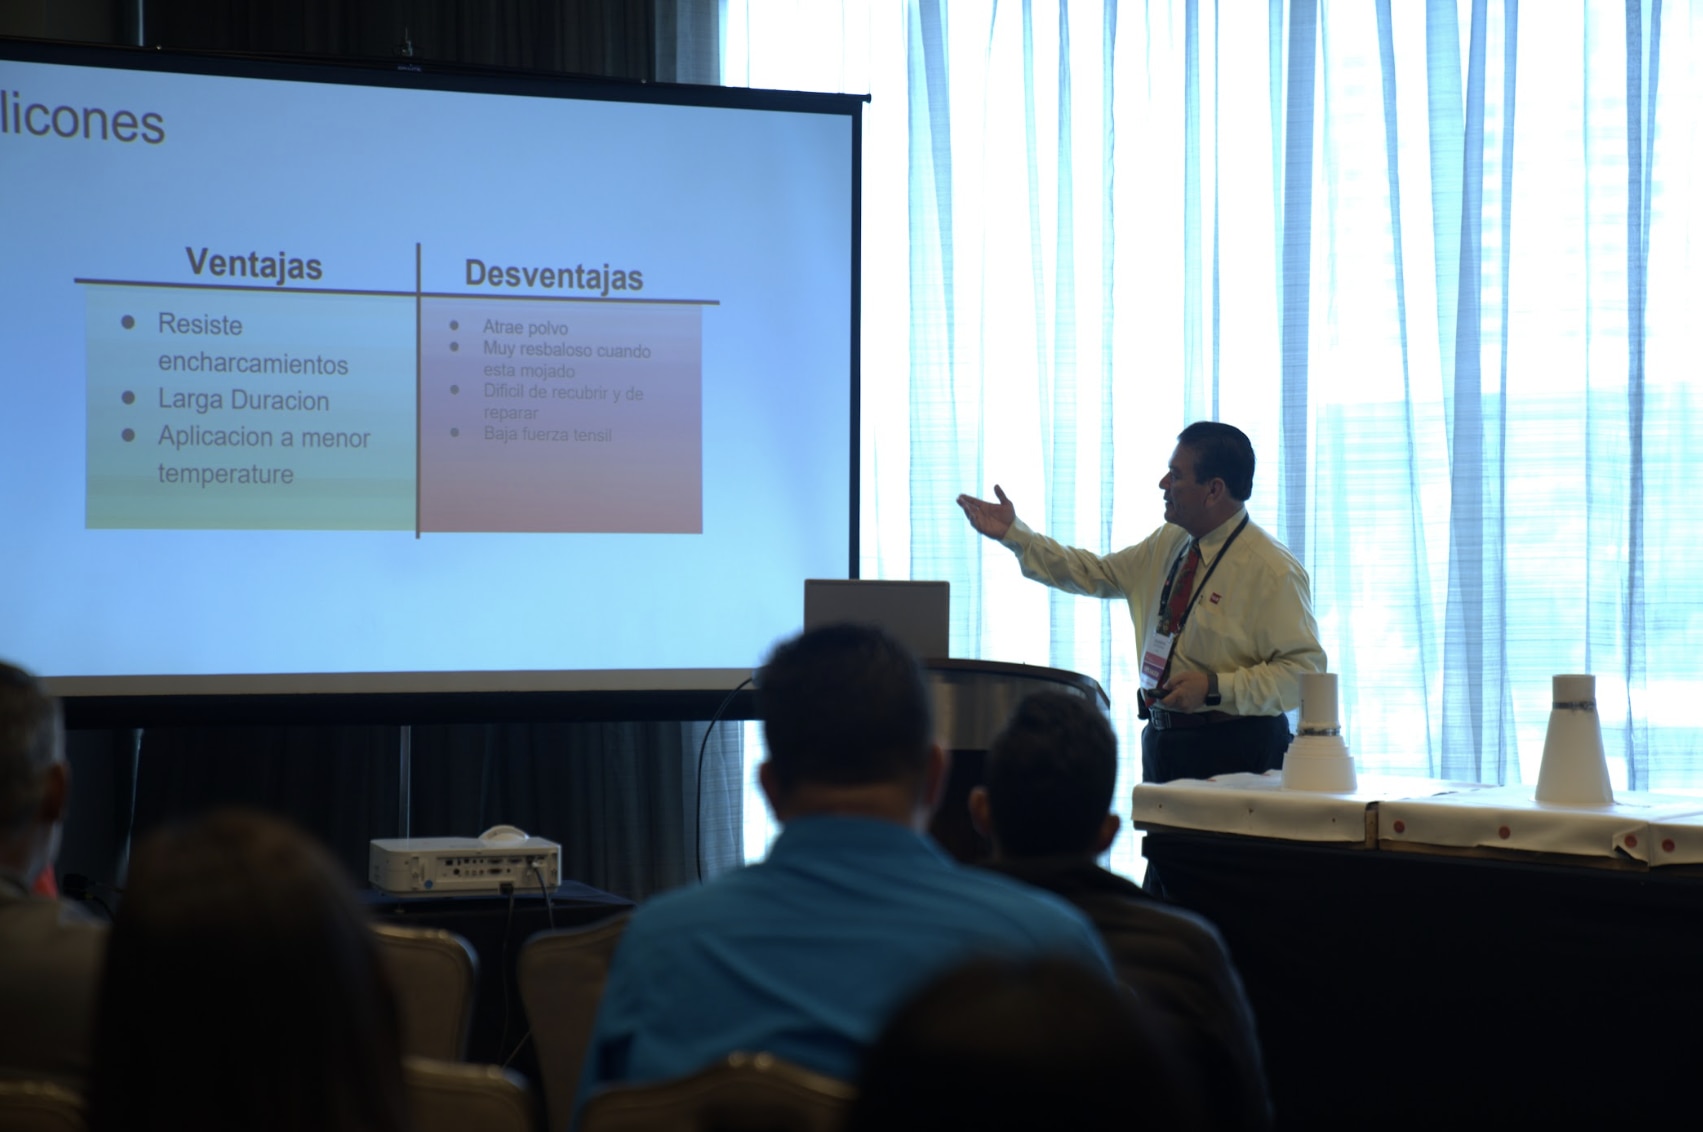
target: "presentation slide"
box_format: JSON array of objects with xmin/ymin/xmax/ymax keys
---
[{"xmin": 0, "ymin": 44, "xmax": 859, "ymax": 697}]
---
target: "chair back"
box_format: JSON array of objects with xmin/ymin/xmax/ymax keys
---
[
  {"xmin": 0, "ymin": 1079, "xmax": 87, "ymax": 1132},
  {"xmin": 516, "ymin": 913, "xmax": 631, "ymax": 1132},
  {"xmin": 373, "ymin": 922, "xmax": 479, "ymax": 1061},
  {"xmin": 403, "ymin": 1056, "xmax": 537, "ymax": 1132},
  {"xmin": 579, "ymin": 1052, "xmax": 855, "ymax": 1132}
]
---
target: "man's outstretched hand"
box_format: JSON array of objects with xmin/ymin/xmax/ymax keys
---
[{"xmin": 956, "ymin": 485, "xmax": 1015, "ymax": 540}]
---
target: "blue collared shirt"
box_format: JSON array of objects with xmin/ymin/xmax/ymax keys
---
[{"xmin": 573, "ymin": 815, "xmax": 1112, "ymax": 1119}]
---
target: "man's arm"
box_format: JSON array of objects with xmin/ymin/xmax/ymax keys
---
[
  {"xmin": 1224, "ymin": 556, "xmax": 1325, "ymax": 715},
  {"xmin": 961, "ymin": 483, "xmax": 1157, "ymax": 600}
]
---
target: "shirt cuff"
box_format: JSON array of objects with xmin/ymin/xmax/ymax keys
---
[{"xmin": 1001, "ymin": 517, "xmax": 1033, "ymax": 552}]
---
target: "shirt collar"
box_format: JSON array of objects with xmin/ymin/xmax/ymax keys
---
[
  {"xmin": 1196, "ymin": 506, "xmax": 1249, "ymax": 556},
  {"xmin": 768, "ymin": 814, "xmax": 946, "ymax": 861}
]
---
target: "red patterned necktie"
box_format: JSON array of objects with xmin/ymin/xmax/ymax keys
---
[{"xmin": 1165, "ymin": 541, "xmax": 1201, "ymax": 634}]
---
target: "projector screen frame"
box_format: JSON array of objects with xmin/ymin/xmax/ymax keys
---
[{"xmin": 1, "ymin": 36, "xmax": 865, "ymax": 726}]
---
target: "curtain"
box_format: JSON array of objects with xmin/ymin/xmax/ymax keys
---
[
  {"xmin": 657, "ymin": 0, "xmax": 723, "ymax": 83},
  {"xmin": 120, "ymin": 719, "xmax": 744, "ymax": 901},
  {"xmin": 140, "ymin": 0, "xmax": 655, "ymax": 77},
  {"xmin": 723, "ymin": 0, "xmax": 1703, "ymax": 877}
]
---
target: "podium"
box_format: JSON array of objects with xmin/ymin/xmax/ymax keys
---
[{"xmin": 923, "ymin": 659, "xmax": 1108, "ymax": 862}]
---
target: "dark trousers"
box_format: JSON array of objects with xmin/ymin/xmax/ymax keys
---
[
  {"xmin": 1140, "ymin": 713, "xmax": 1292, "ymax": 784},
  {"xmin": 1140, "ymin": 714, "xmax": 1291, "ymax": 898}
]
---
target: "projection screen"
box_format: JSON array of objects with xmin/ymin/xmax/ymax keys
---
[{"xmin": 0, "ymin": 40, "xmax": 862, "ymax": 720}]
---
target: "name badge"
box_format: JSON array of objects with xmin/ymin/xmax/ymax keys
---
[{"xmin": 1140, "ymin": 628, "xmax": 1173, "ymax": 691}]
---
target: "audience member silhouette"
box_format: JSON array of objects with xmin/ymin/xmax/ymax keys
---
[
  {"xmin": 970, "ymin": 690, "xmax": 1272, "ymax": 1129},
  {"xmin": 87, "ymin": 809, "xmax": 411, "ymax": 1132},
  {"xmin": 0, "ymin": 659, "xmax": 106, "ymax": 1084},
  {"xmin": 574, "ymin": 624, "xmax": 1110, "ymax": 1123},
  {"xmin": 848, "ymin": 955, "xmax": 1206, "ymax": 1131}
]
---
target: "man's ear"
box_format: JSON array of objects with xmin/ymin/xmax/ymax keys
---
[
  {"xmin": 39, "ymin": 761, "xmax": 69, "ymax": 825},
  {"xmin": 919, "ymin": 743, "xmax": 950, "ymax": 816},
  {"xmin": 968, "ymin": 785, "xmax": 992, "ymax": 838},
  {"xmin": 757, "ymin": 760, "xmax": 786, "ymax": 821},
  {"xmin": 1094, "ymin": 812, "xmax": 1120, "ymax": 855}
]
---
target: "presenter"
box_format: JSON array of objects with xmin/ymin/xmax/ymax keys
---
[{"xmin": 957, "ymin": 421, "xmax": 1324, "ymax": 784}]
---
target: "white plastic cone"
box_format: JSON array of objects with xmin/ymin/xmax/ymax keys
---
[
  {"xmin": 1281, "ymin": 672, "xmax": 1358, "ymax": 793},
  {"xmin": 1534, "ymin": 674, "xmax": 1613, "ymax": 805}
]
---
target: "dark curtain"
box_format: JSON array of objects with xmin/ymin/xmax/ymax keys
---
[
  {"xmin": 126, "ymin": 724, "xmax": 400, "ymax": 874},
  {"xmin": 142, "ymin": 0, "xmax": 654, "ymax": 78},
  {"xmin": 42, "ymin": 0, "xmax": 751, "ymax": 903},
  {"xmin": 406, "ymin": 720, "xmax": 744, "ymax": 899},
  {"xmin": 0, "ymin": 0, "xmax": 130, "ymax": 44},
  {"xmin": 61, "ymin": 699, "xmax": 749, "ymax": 907},
  {"xmin": 57, "ymin": 727, "xmax": 142, "ymax": 888},
  {"xmin": 106, "ymin": 718, "xmax": 743, "ymax": 902}
]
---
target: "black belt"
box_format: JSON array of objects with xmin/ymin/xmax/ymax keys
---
[{"xmin": 1147, "ymin": 707, "xmax": 1241, "ymax": 731}]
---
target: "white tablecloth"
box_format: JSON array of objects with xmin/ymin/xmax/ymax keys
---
[
  {"xmin": 1379, "ymin": 785, "xmax": 1703, "ymax": 862},
  {"xmin": 1130, "ymin": 772, "xmax": 1466, "ymax": 843}
]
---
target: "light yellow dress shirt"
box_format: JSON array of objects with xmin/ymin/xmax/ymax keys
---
[{"xmin": 1000, "ymin": 507, "xmax": 1326, "ymax": 716}]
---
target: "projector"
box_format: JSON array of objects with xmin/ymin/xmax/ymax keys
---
[{"xmin": 369, "ymin": 825, "xmax": 560, "ymax": 896}]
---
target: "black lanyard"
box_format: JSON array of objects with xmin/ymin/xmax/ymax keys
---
[{"xmin": 1156, "ymin": 513, "xmax": 1249, "ymax": 639}]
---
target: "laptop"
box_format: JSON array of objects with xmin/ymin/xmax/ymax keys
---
[{"xmin": 803, "ymin": 579, "xmax": 951, "ymax": 660}]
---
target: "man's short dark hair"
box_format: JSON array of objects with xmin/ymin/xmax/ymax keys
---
[
  {"xmin": 1177, "ymin": 421, "xmax": 1255, "ymax": 501},
  {"xmin": 757, "ymin": 623, "xmax": 934, "ymax": 791},
  {"xmin": 984, "ymin": 691, "xmax": 1116, "ymax": 857},
  {"xmin": 0, "ymin": 661, "xmax": 62, "ymax": 836}
]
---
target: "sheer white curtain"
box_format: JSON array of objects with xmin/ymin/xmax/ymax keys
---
[{"xmin": 724, "ymin": 0, "xmax": 1703, "ymax": 874}]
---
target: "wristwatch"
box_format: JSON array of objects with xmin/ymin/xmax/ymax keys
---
[{"xmin": 1203, "ymin": 672, "xmax": 1222, "ymax": 707}]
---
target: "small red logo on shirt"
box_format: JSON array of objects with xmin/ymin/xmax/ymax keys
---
[{"xmin": 1209, "ymin": 592, "xmax": 1222, "ymax": 604}]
